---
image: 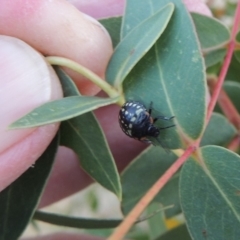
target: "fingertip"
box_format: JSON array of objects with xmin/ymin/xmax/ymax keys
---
[
  {"xmin": 0, "ymin": 0, "xmax": 113, "ymax": 95},
  {"xmin": 0, "ymin": 36, "xmax": 62, "ymax": 190}
]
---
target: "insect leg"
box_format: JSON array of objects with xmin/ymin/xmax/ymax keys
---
[
  {"xmin": 148, "ymin": 101, "xmax": 153, "ymax": 115},
  {"xmin": 153, "ymin": 116, "xmax": 175, "ymax": 123},
  {"xmin": 159, "ymin": 124, "xmax": 175, "ymax": 130}
]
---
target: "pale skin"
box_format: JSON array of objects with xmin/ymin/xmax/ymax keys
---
[{"xmin": 0, "ymin": 0, "xmax": 211, "ymax": 239}]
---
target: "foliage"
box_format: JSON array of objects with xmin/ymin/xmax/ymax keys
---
[{"xmin": 2, "ymin": 0, "xmax": 240, "ymax": 239}]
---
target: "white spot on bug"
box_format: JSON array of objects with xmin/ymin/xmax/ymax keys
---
[
  {"xmin": 121, "ymin": 108, "xmax": 125, "ymax": 112},
  {"xmin": 125, "ymin": 102, "xmax": 129, "ymax": 106},
  {"xmin": 121, "ymin": 120, "xmax": 124, "ymax": 124},
  {"xmin": 129, "ymin": 123, "xmax": 132, "ymax": 129},
  {"xmin": 125, "ymin": 111, "xmax": 129, "ymax": 115},
  {"xmin": 135, "ymin": 109, "xmax": 143, "ymax": 115},
  {"xmin": 132, "ymin": 104, "xmax": 136, "ymax": 107},
  {"xmin": 130, "ymin": 117, "xmax": 136, "ymax": 122},
  {"xmin": 128, "ymin": 130, "xmax": 132, "ymax": 135},
  {"xmin": 128, "ymin": 102, "xmax": 133, "ymax": 106}
]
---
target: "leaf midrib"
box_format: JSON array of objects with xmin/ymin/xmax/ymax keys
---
[{"xmin": 67, "ymin": 120, "xmax": 119, "ymax": 195}]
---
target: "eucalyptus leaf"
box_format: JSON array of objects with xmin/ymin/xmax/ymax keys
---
[
  {"xmin": 106, "ymin": 3, "xmax": 174, "ymax": 87},
  {"xmin": 180, "ymin": 146, "xmax": 240, "ymax": 240},
  {"xmin": 0, "ymin": 134, "xmax": 58, "ymax": 240},
  {"xmin": 206, "ymin": 61, "xmax": 221, "ymax": 76},
  {"xmin": 223, "ymin": 81, "xmax": 240, "ymax": 112},
  {"xmin": 226, "ymin": 54, "xmax": 240, "ymax": 82},
  {"xmin": 121, "ymin": 146, "xmax": 180, "ymax": 217},
  {"xmin": 215, "ymin": 81, "xmax": 240, "ymax": 114},
  {"xmin": 100, "ymin": 17, "xmax": 122, "ymax": 48},
  {"xmin": 236, "ymin": 30, "xmax": 240, "ymax": 43},
  {"xmin": 201, "ymin": 112, "xmax": 237, "ymax": 147},
  {"xmin": 60, "ymin": 116, "xmax": 121, "ymax": 198},
  {"xmin": 122, "ymin": 0, "xmax": 207, "ymax": 148},
  {"xmin": 191, "ymin": 12, "xmax": 230, "ymax": 51},
  {"xmin": 156, "ymin": 224, "xmax": 191, "ymax": 240},
  {"xmin": 204, "ymin": 48, "xmax": 226, "ymax": 68},
  {"xmin": 56, "ymin": 68, "xmax": 121, "ymax": 199},
  {"xmin": 147, "ymin": 203, "xmax": 167, "ymax": 239},
  {"xmin": 34, "ymin": 211, "xmax": 122, "ymax": 229},
  {"xmin": 234, "ymin": 49, "xmax": 240, "ymax": 64},
  {"xmin": 10, "ymin": 96, "xmax": 118, "ymax": 129}
]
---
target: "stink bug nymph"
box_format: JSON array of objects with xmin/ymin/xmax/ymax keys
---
[{"xmin": 118, "ymin": 100, "xmax": 175, "ymax": 147}]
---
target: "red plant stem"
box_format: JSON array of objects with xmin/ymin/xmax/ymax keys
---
[
  {"xmin": 206, "ymin": 1, "xmax": 240, "ymax": 124},
  {"xmin": 218, "ymin": 88, "xmax": 240, "ymax": 129},
  {"xmin": 208, "ymin": 79, "xmax": 240, "ymax": 129},
  {"xmin": 108, "ymin": 146, "xmax": 195, "ymax": 240},
  {"xmin": 228, "ymin": 135, "xmax": 240, "ymax": 152}
]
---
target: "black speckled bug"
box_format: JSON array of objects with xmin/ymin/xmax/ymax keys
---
[{"xmin": 118, "ymin": 100, "xmax": 175, "ymax": 146}]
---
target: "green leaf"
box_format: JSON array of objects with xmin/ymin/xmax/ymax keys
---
[
  {"xmin": 106, "ymin": 3, "xmax": 174, "ymax": 87},
  {"xmin": 0, "ymin": 134, "xmax": 58, "ymax": 240},
  {"xmin": 226, "ymin": 54, "xmax": 240, "ymax": 82},
  {"xmin": 54, "ymin": 66, "xmax": 81, "ymax": 97},
  {"xmin": 122, "ymin": 0, "xmax": 207, "ymax": 147},
  {"xmin": 56, "ymin": 69, "xmax": 121, "ymax": 199},
  {"xmin": 191, "ymin": 13, "xmax": 230, "ymax": 50},
  {"xmin": 223, "ymin": 81, "xmax": 240, "ymax": 112},
  {"xmin": 236, "ymin": 30, "xmax": 240, "ymax": 43},
  {"xmin": 216, "ymin": 81, "xmax": 240, "ymax": 114},
  {"xmin": 201, "ymin": 112, "xmax": 237, "ymax": 147},
  {"xmin": 234, "ymin": 49, "xmax": 240, "ymax": 65},
  {"xmin": 34, "ymin": 211, "xmax": 122, "ymax": 229},
  {"xmin": 206, "ymin": 61, "xmax": 221, "ymax": 76},
  {"xmin": 147, "ymin": 203, "xmax": 167, "ymax": 239},
  {"xmin": 9, "ymin": 96, "xmax": 118, "ymax": 129},
  {"xmin": 60, "ymin": 117, "xmax": 121, "ymax": 198},
  {"xmin": 121, "ymin": 146, "xmax": 180, "ymax": 217},
  {"xmin": 156, "ymin": 224, "xmax": 191, "ymax": 240},
  {"xmin": 204, "ymin": 48, "xmax": 226, "ymax": 68},
  {"xmin": 180, "ymin": 146, "xmax": 240, "ymax": 240},
  {"xmin": 99, "ymin": 17, "xmax": 122, "ymax": 48}
]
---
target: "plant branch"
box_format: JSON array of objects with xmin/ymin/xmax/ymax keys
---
[
  {"xmin": 218, "ymin": 89, "xmax": 240, "ymax": 129},
  {"xmin": 107, "ymin": 146, "xmax": 196, "ymax": 240},
  {"xmin": 208, "ymin": 78, "xmax": 240, "ymax": 129},
  {"xmin": 227, "ymin": 135, "xmax": 240, "ymax": 152},
  {"xmin": 206, "ymin": 2, "xmax": 240, "ymax": 123}
]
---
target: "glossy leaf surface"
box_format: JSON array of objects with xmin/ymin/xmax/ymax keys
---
[
  {"xmin": 0, "ymin": 134, "xmax": 58, "ymax": 240},
  {"xmin": 180, "ymin": 146, "xmax": 240, "ymax": 240},
  {"xmin": 56, "ymin": 68, "xmax": 121, "ymax": 199}
]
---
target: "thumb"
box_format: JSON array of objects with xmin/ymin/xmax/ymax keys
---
[{"xmin": 0, "ymin": 36, "xmax": 63, "ymax": 191}]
